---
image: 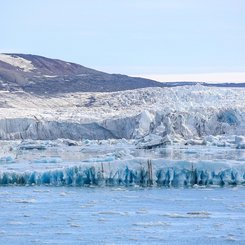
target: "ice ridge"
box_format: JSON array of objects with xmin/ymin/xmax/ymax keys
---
[{"xmin": 1, "ymin": 163, "xmax": 244, "ymax": 187}]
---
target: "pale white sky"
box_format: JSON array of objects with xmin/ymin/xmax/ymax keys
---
[
  {"xmin": 134, "ymin": 73, "xmax": 245, "ymax": 83},
  {"xmin": 1, "ymin": 0, "xmax": 245, "ymax": 82}
]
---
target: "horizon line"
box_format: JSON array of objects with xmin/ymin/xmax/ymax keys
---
[{"xmin": 131, "ymin": 72, "xmax": 245, "ymax": 83}]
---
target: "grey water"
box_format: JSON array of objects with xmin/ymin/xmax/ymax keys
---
[
  {"xmin": 1, "ymin": 142, "xmax": 245, "ymax": 244},
  {"xmin": 0, "ymin": 186, "xmax": 244, "ymax": 244}
]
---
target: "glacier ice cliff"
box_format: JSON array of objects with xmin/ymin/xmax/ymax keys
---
[
  {"xmin": 0, "ymin": 160, "xmax": 244, "ymax": 187},
  {"xmin": 0, "ymin": 138, "xmax": 244, "ymax": 187},
  {"xmin": 0, "ymin": 85, "xmax": 245, "ymax": 142}
]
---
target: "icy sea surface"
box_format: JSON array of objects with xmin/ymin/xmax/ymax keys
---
[
  {"xmin": 1, "ymin": 140, "xmax": 245, "ymax": 187},
  {"xmin": 0, "ymin": 186, "xmax": 245, "ymax": 244},
  {"xmin": 0, "ymin": 140, "xmax": 245, "ymax": 244}
]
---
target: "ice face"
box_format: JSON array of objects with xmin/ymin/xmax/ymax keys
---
[
  {"xmin": 0, "ymin": 139, "xmax": 244, "ymax": 187},
  {"xmin": 0, "ymin": 162, "xmax": 244, "ymax": 187},
  {"xmin": 0, "ymin": 85, "xmax": 245, "ymax": 142}
]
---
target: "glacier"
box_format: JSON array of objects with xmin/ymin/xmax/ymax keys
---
[
  {"xmin": 0, "ymin": 85, "xmax": 245, "ymax": 142},
  {"xmin": 0, "ymin": 84, "xmax": 245, "ymax": 188},
  {"xmin": 0, "ymin": 84, "xmax": 245, "ymax": 244}
]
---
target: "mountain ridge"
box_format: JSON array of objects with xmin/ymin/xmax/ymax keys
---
[
  {"xmin": 0, "ymin": 53, "xmax": 164, "ymax": 95},
  {"xmin": 0, "ymin": 53, "xmax": 244, "ymax": 95}
]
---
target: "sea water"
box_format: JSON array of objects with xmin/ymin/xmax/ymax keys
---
[
  {"xmin": 0, "ymin": 186, "xmax": 244, "ymax": 244},
  {"xmin": 0, "ymin": 141, "xmax": 245, "ymax": 244}
]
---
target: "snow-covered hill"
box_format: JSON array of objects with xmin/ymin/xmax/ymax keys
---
[
  {"xmin": 0, "ymin": 85, "xmax": 245, "ymax": 144},
  {"xmin": 0, "ymin": 53, "xmax": 163, "ymax": 94}
]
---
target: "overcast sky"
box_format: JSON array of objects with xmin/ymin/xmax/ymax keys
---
[{"xmin": 1, "ymin": 0, "xmax": 245, "ymax": 82}]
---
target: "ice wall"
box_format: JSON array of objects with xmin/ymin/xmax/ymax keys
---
[
  {"xmin": 0, "ymin": 108, "xmax": 245, "ymax": 141},
  {"xmin": 1, "ymin": 160, "xmax": 244, "ymax": 187},
  {"xmin": 0, "ymin": 86, "xmax": 245, "ymax": 141}
]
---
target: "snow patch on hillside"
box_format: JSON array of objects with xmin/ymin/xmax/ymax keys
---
[{"xmin": 0, "ymin": 54, "xmax": 35, "ymax": 72}]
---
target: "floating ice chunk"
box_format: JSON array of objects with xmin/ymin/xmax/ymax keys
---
[
  {"xmin": 133, "ymin": 221, "xmax": 170, "ymax": 227},
  {"xmin": 18, "ymin": 141, "xmax": 47, "ymax": 150},
  {"xmin": 235, "ymin": 136, "xmax": 245, "ymax": 149},
  {"xmin": 34, "ymin": 157, "xmax": 62, "ymax": 164},
  {"xmin": 43, "ymin": 75, "xmax": 58, "ymax": 78},
  {"xmin": 0, "ymin": 156, "xmax": 15, "ymax": 163},
  {"xmin": 185, "ymin": 139, "xmax": 205, "ymax": 146},
  {"xmin": 136, "ymin": 134, "xmax": 172, "ymax": 149},
  {"xmin": 96, "ymin": 211, "xmax": 126, "ymax": 216},
  {"xmin": 85, "ymin": 155, "xmax": 116, "ymax": 162},
  {"xmin": 62, "ymin": 139, "xmax": 79, "ymax": 146},
  {"xmin": 162, "ymin": 212, "xmax": 211, "ymax": 218},
  {"xmin": 14, "ymin": 199, "xmax": 36, "ymax": 203}
]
